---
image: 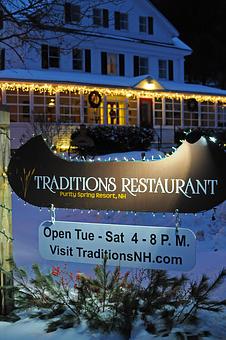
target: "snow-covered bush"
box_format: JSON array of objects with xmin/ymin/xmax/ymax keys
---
[
  {"xmin": 70, "ymin": 126, "xmax": 154, "ymax": 155},
  {"xmin": 1, "ymin": 261, "xmax": 226, "ymax": 338}
]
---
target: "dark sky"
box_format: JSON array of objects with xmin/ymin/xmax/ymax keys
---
[{"xmin": 151, "ymin": 0, "xmax": 226, "ymax": 88}]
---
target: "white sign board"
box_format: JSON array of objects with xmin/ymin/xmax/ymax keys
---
[{"xmin": 39, "ymin": 221, "xmax": 196, "ymax": 271}]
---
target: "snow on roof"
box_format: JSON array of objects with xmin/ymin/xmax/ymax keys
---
[
  {"xmin": 1, "ymin": 69, "xmax": 226, "ymax": 97},
  {"xmin": 172, "ymin": 37, "xmax": 192, "ymax": 52},
  {"xmin": 159, "ymin": 80, "xmax": 226, "ymax": 96},
  {"xmin": 0, "ymin": 69, "xmax": 148, "ymax": 88}
]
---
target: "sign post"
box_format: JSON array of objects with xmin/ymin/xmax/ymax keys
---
[{"xmin": 0, "ymin": 110, "xmax": 13, "ymax": 315}]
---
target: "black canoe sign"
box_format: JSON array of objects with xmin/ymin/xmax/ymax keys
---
[{"xmin": 7, "ymin": 135, "xmax": 226, "ymax": 213}]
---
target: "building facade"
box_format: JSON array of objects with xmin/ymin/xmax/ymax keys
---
[{"xmin": 0, "ymin": 0, "xmax": 226, "ymax": 149}]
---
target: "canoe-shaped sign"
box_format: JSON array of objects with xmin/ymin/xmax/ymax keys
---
[{"xmin": 7, "ymin": 135, "xmax": 226, "ymax": 212}]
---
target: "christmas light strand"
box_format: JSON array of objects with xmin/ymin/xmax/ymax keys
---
[
  {"xmin": 0, "ymin": 204, "xmax": 12, "ymax": 213},
  {"xmin": 1, "ymin": 81, "xmax": 226, "ymax": 104},
  {"xmin": 0, "ymin": 229, "xmax": 13, "ymax": 242}
]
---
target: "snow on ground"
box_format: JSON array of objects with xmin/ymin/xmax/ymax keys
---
[{"xmin": 1, "ymin": 149, "xmax": 226, "ymax": 339}]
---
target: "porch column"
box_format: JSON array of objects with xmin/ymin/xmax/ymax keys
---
[{"xmin": 0, "ymin": 110, "xmax": 13, "ymax": 315}]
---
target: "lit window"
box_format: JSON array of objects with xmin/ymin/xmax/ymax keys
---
[
  {"xmin": 102, "ymin": 52, "xmax": 124, "ymax": 76},
  {"xmin": 107, "ymin": 53, "xmax": 117, "ymax": 75}
]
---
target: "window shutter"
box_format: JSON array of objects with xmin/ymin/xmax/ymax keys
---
[
  {"xmin": 101, "ymin": 52, "xmax": 107, "ymax": 74},
  {"xmin": 133, "ymin": 56, "xmax": 139, "ymax": 76},
  {"xmin": 148, "ymin": 16, "xmax": 153, "ymax": 34},
  {"xmin": 168, "ymin": 60, "xmax": 174, "ymax": 80},
  {"xmin": 0, "ymin": 49, "xmax": 5, "ymax": 70},
  {"xmin": 114, "ymin": 11, "xmax": 120, "ymax": 30},
  {"xmin": 119, "ymin": 54, "xmax": 125, "ymax": 76},
  {"xmin": 65, "ymin": 2, "xmax": 72, "ymax": 23},
  {"xmin": 93, "ymin": 8, "xmax": 98, "ymax": 25},
  {"xmin": 0, "ymin": 10, "xmax": 3, "ymax": 30},
  {"xmin": 103, "ymin": 9, "xmax": 109, "ymax": 28},
  {"xmin": 85, "ymin": 49, "xmax": 91, "ymax": 72},
  {"xmin": 41, "ymin": 44, "xmax": 49, "ymax": 69}
]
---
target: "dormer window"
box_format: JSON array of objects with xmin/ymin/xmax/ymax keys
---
[
  {"xmin": 139, "ymin": 16, "xmax": 153, "ymax": 34},
  {"xmin": 114, "ymin": 12, "xmax": 128, "ymax": 30},
  {"xmin": 93, "ymin": 8, "xmax": 109, "ymax": 28},
  {"xmin": 65, "ymin": 3, "xmax": 81, "ymax": 23}
]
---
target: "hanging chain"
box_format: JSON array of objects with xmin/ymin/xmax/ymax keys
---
[
  {"xmin": 50, "ymin": 204, "xmax": 56, "ymax": 224},
  {"xmin": 175, "ymin": 209, "xmax": 181, "ymax": 233},
  {"xmin": 211, "ymin": 207, "xmax": 217, "ymax": 221}
]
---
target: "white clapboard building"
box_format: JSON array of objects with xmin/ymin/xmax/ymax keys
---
[{"xmin": 0, "ymin": 0, "xmax": 226, "ymax": 149}]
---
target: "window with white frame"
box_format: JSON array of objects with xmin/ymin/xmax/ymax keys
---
[
  {"xmin": 115, "ymin": 12, "xmax": 128, "ymax": 30},
  {"xmin": 6, "ymin": 89, "xmax": 30, "ymax": 122},
  {"xmin": 165, "ymin": 98, "xmax": 181, "ymax": 126},
  {"xmin": 134, "ymin": 56, "xmax": 149, "ymax": 76},
  {"xmin": 217, "ymin": 102, "xmax": 226, "ymax": 127},
  {"xmin": 59, "ymin": 92, "xmax": 81, "ymax": 123},
  {"xmin": 73, "ymin": 48, "xmax": 83, "ymax": 70},
  {"xmin": 107, "ymin": 53, "xmax": 117, "ymax": 75},
  {"xmin": 101, "ymin": 52, "xmax": 124, "ymax": 76},
  {"xmin": 33, "ymin": 90, "xmax": 56, "ymax": 122},
  {"xmin": 84, "ymin": 95, "xmax": 104, "ymax": 124},
  {"xmin": 158, "ymin": 60, "xmax": 167, "ymax": 79},
  {"xmin": 93, "ymin": 8, "xmax": 109, "ymax": 27},
  {"xmin": 41, "ymin": 45, "xmax": 60, "ymax": 69},
  {"xmin": 72, "ymin": 48, "xmax": 91, "ymax": 72},
  {"xmin": 65, "ymin": 3, "xmax": 81, "ymax": 23},
  {"xmin": 140, "ymin": 57, "xmax": 148, "ymax": 75},
  {"xmin": 154, "ymin": 97, "xmax": 163, "ymax": 125},
  {"xmin": 48, "ymin": 47, "xmax": 60, "ymax": 68},
  {"xmin": 184, "ymin": 99, "xmax": 199, "ymax": 127},
  {"xmin": 139, "ymin": 16, "xmax": 153, "ymax": 34},
  {"xmin": 158, "ymin": 59, "xmax": 174, "ymax": 80},
  {"xmin": 107, "ymin": 97, "xmax": 126, "ymax": 125},
  {"xmin": 128, "ymin": 98, "xmax": 137, "ymax": 125},
  {"xmin": 200, "ymin": 101, "xmax": 215, "ymax": 127}
]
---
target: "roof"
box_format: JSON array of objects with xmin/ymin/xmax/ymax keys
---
[
  {"xmin": 0, "ymin": 69, "xmax": 146, "ymax": 88},
  {"xmin": 0, "ymin": 69, "xmax": 226, "ymax": 97},
  {"xmin": 158, "ymin": 80, "xmax": 226, "ymax": 96}
]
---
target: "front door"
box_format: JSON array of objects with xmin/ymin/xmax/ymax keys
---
[{"xmin": 140, "ymin": 98, "xmax": 153, "ymax": 128}]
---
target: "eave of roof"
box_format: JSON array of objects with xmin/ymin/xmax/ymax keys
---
[{"xmin": 0, "ymin": 69, "xmax": 226, "ymax": 98}]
